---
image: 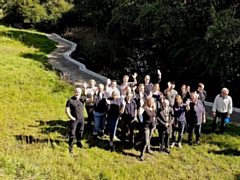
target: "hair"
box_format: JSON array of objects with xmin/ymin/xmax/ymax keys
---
[
  {"xmin": 222, "ymin": 87, "xmax": 229, "ymax": 94},
  {"xmin": 162, "ymin": 99, "xmax": 169, "ymax": 106},
  {"xmin": 171, "ymin": 82, "xmax": 175, "ymax": 85},
  {"xmin": 123, "ymin": 75, "xmax": 129, "ymax": 79},
  {"xmin": 190, "ymin": 91, "xmax": 198, "ymax": 100},
  {"xmin": 175, "ymin": 95, "xmax": 183, "ymax": 105},
  {"xmin": 111, "ymin": 90, "xmax": 120, "ymax": 98},
  {"xmin": 88, "ymin": 79, "xmax": 96, "ymax": 84},
  {"xmin": 111, "ymin": 80, "xmax": 117, "ymax": 83},
  {"xmin": 198, "ymin": 83, "xmax": 204, "ymax": 88},
  {"xmin": 145, "ymin": 97, "xmax": 156, "ymax": 110},
  {"xmin": 153, "ymin": 83, "xmax": 160, "ymax": 91}
]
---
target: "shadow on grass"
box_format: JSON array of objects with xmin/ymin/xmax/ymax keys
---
[
  {"xmin": 14, "ymin": 135, "xmax": 64, "ymax": 149},
  {"xmin": 208, "ymin": 148, "xmax": 240, "ymax": 156}
]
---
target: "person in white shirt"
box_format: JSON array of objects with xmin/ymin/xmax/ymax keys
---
[{"xmin": 212, "ymin": 88, "xmax": 233, "ymax": 134}]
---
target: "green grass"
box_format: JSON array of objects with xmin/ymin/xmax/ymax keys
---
[{"xmin": 0, "ymin": 24, "xmax": 240, "ymax": 180}]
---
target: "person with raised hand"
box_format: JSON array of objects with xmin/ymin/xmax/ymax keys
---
[
  {"xmin": 119, "ymin": 73, "xmax": 138, "ymax": 96},
  {"xmin": 164, "ymin": 81, "xmax": 178, "ymax": 107}
]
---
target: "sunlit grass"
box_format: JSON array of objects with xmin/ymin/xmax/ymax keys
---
[{"xmin": 0, "ymin": 25, "xmax": 240, "ymax": 179}]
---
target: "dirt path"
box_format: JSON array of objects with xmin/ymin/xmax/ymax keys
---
[{"xmin": 46, "ymin": 33, "xmax": 106, "ymax": 87}]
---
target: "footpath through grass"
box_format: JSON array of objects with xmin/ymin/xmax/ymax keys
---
[{"xmin": 0, "ymin": 25, "xmax": 240, "ymax": 180}]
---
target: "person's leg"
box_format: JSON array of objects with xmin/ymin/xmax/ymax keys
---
[
  {"xmin": 164, "ymin": 132, "xmax": 170, "ymax": 154},
  {"xmin": 195, "ymin": 124, "xmax": 202, "ymax": 144},
  {"xmin": 177, "ymin": 121, "xmax": 186, "ymax": 147},
  {"xmin": 188, "ymin": 124, "xmax": 194, "ymax": 145},
  {"xmin": 109, "ymin": 119, "xmax": 116, "ymax": 141},
  {"xmin": 85, "ymin": 106, "xmax": 94, "ymax": 127},
  {"xmin": 146, "ymin": 128, "xmax": 154, "ymax": 153},
  {"xmin": 113, "ymin": 117, "xmax": 120, "ymax": 139},
  {"xmin": 220, "ymin": 112, "xmax": 228, "ymax": 134},
  {"xmin": 158, "ymin": 128, "xmax": 164, "ymax": 152},
  {"xmin": 93, "ymin": 115, "xmax": 100, "ymax": 137},
  {"xmin": 120, "ymin": 119, "xmax": 128, "ymax": 143},
  {"xmin": 99, "ymin": 114, "xmax": 106, "ymax": 136},
  {"xmin": 68, "ymin": 120, "xmax": 78, "ymax": 152},
  {"xmin": 212, "ymin": 111, "xmax": 220, "ymax": 133},
  {"xmin": 140, "ymin": 127, "xmax": 150, "ymax": 160},
  {"xmin": 76, "ymin": 118, "xmax": 84, "ymax": 148},
  {"xmin": 170, "ymin": 125, "xmax": 177, "ymax": 148},
  {"xmin": 129, "ymin": 122, "xmax": 135, "ymax": 144}
]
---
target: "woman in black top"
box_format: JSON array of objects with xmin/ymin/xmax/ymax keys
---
[{"xmin": 138, "ymin": 97, "xmax": 156, "ymax": 161}]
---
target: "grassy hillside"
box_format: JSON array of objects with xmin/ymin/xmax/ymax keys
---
[{"xmin": 0, "ymin": 25, "xmax": 240, "ymax": 180}]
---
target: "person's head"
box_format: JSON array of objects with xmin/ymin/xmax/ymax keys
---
[
  {"xmin": 153, "ymin": 83, "xmax": 160, "ymax": 92},
  {"xmin": 190, "ymin": 91, "xmax": 198, "ymax": 102},
  {"xmin": 175, "ymin": 95, "xmax": 183, "ymax": 105},
  {"xmin": 123, "ymin": 75, "xmax": 129, "ymax": 83},
  {"xmin": 181, "ymin": 84, "xmax": 187, "ymax": 93},
  {"xmin": 98, "ymin": 84, "xmax": 104, "ymax": 93},
  {"xmin": 111, "ymin": 90, "xmax": 119, "ymax": 100},
  {"xmin": 138, "ymin": 83, "xmax": 145, "ymax": 93},
  {"xmin": 144, "ymin": 75, "xmax": 150, "ymax": 84},
  {"xmin": 221, "ymin": 88, "xmax": 229, "ymax": 98},
  {"xmin": 111, "ymin": 80, "xmax": 117, "ymax": 88},
  {"xmin": 125, "ymin": 85, "xmax": 132, "ymax": 94},
  {"xmin": 198, "ymin": 83, "xmax": 204, "ymax": 91},
  {"xmin": 74, "ymin": 87, "xmax": 82, "ymax": 99},
  {"xmin": 162, "ymin": 99, "xmax": 170, "ymax": 109},
  {"xmin": 88, "ymin": 79, "xmax": 96, "ymax": 88},
  {"xmin": 146, "ymin": 97, "xmax": 156, "ymax": 110},
  {"xmin": 170, "ymin": 82, "xmax": 175, "ymax": 89},
  {"xmin": 125, "ymin": 91, "xmax": 132, "ymax": 102}
]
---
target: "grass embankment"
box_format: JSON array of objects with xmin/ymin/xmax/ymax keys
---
[{"xmin": 0, "ymin": 25, "xmax": 240, "ymax": 180}]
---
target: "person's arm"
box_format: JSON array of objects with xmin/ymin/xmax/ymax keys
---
[
  {"xmin": 212, "ymin": 95, "xmax": 218, "ymax": 117},
  {"xmin": 132, "ymin": 72, "xmax": 138, "ymax": 86},
  {"xmin": 157, "ymin": 69, "xmax": 162, "ymax": 83},
  {"xmin": 85, "ymin": 93, "xmax": 93, "ymax": 103},
  {"xmin": 119, "ymin": 99, "xmax": 126, "ymax": 114},
  {"xmin": 83, "ymin": 82, "xmax": 88, "ymax": 95},
  {"xmin": 65, "ymin": 107, "xmax": 76, "ymax": 121},
  {"xmin": 227, "ymin": 96, "xmax": 233, "ymax": 117}
]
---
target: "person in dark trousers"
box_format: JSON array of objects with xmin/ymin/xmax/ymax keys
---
[
  {"xmin": 65, "ymin": 87, "xmax": 93, "ymax": 153},
  {"xmin": 188, "ymin": 92, "xmax": 206, "ymax": 145},
  {"xmin": 121, "ymin": 92, "xmax": 138, "ymax": 145},
  {"xmin": 138, "ymin": 97, "xmax": 156, "ymax": 161},
  {"xmin": 157, "ymin": 99, "xmax": 174, "ymax": 154},
  {"xmin": 106, "ymin": 90, "xmax": 126, "ymax": 151},
  {"xmin": 212, "ymin": 88, "xmax": 233, "ymax": 134},
  {"xmin": 171, "ymin": 95, "xmax": 190, "ymax": 148},
  {"xmin": 196, "ymin": 83, "xmax": 207, "ymax": 106}
]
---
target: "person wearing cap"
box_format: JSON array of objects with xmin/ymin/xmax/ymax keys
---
[
  {"xmin": 65, "ymin": 87, "xmax": 93, "ymax": 153},
  {"xmin": 212, "ymin": 88, "xmax": 233, "ymax": 134}
]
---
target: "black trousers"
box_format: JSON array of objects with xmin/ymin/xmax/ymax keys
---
[
  {"xmin": 120, "ymin": 119, "xmax": 135, "ymax": 143},
  {"xmin": 159, "ymin": 129, "xmax": 170, "ymax": 149},
  {"xmin": 188, "ymin": 124, "xmax": 201, "ymax": 143},
  {"xmin": 212, "ymin": 111, "xmax": 228, "ymax": 134},
  {"xmin": 85, "ymin": 106, "xmax": 94, "ymax": 126},
  {"xmin": 69, "ymin": 118, "xmax": 84, "ymax": 148}
]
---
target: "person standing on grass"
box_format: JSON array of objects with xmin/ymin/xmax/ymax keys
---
[
  {"xmin": 212, "ymin": 88, "xmax": 233, "ymax": 134},
  {"xmin": 92, "ymin": 84, "xmax": 108, "ymax": 139},
  {"xmin": 119, "ymin": 73, "xmax": 138, "ymax": 96},
  {"xmin": 170, "ymin": 95, "xmax": 190, "ymax": 148},
  {"xmin": 188, "ymin": 92, "xmax": 206, "ymax": 145},
  {"xmin": 83, "ymin": 79, "xmax": 97, "ymax": 128},
  {"xmin": 106, "ymin": 90, "xmax": 126, "ymax": 151},
  {"xmin": 157, "ymin": 99, "xmax": 174, "ymax": 154},
  {"xmin": 65, "ymin": 87, "xmax": 93, "ymax": 154},
  {"xmin": 120, "ymin": 92, "xmax": 138, "ymax": 145},
  {"xmin": 139, "ymin": 97, "xmax": 156, "ymax": 161}
]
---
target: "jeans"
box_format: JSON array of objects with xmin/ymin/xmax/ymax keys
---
[
  {"xmin": 93, "ymin": 111, "xmax": 106, "ymax": 135},
  {"xmin": 172, "ymin": 121, "xmax": 186, "ymax": 143},
  {"xmin": 109, "ymin": 119, "xmax": 118, "ymax": 141}
]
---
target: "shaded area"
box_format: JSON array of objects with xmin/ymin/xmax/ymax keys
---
[{"xmin": 208, "ymin": 148, "xmax": 240, "ymax": 156}]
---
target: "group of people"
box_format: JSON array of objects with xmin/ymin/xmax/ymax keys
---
[{"xmin": 65, "ymin": 70, "xmax": 233, "ymax": 161}]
